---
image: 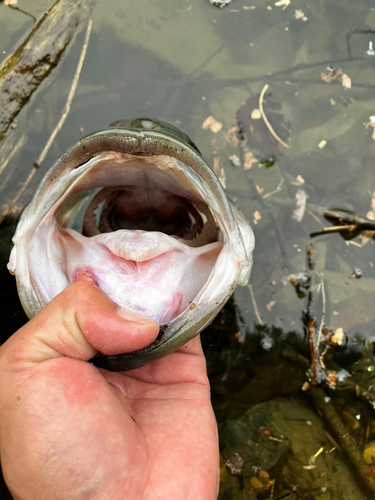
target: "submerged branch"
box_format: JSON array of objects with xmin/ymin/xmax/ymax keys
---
[
  {"xmin": 0, "ymin": 0, "xmax": 96, "ymax": 142},
  {"xmin": 0, "ymin": 17, "xmax": 93, "ymax": 226},
  {"xmin": 310, "ymin": 387, "xmax": 375, "ymax": 494}
]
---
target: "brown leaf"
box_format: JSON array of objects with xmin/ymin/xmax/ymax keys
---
[
  {"xmin": 253, "ymin": 210, "xmax": 261, "ymax": 224},
  {"xmin": 234, "ymin": 331, "xmax": 244, "ymax": 343},
  {"xmin": 321, "ymin": 72, "xmax": 331, "ymax": 83},
  {"xmin": 266, "ymin": 300, "xmax": 276, "ymax": 311},
  {"xmin": 227, "ymin": 127, "xmax": 239, "ymax": 146},
  {"xmin": 202, "ymin": 116, "xmax": 222, "ymax": 133},
  {"xmin": 244, "ymin": 151, "xmax": 257, "ymax": 170},
  {"xmin": 326, "ymin": 370, "xmax": 337, "ymax": 387},
  {"xmin": 330, "ymin": 327, "xmax": 344, "ymax": 346}
]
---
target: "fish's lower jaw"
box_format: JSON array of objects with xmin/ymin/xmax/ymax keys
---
[{"xmin": 28, "ymin": 222, "xmax": 222, "ymax": 324}]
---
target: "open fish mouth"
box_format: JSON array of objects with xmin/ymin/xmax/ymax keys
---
[{"xmin": 8, "ymin": 118, "xmax": 255, "ymax": 371}]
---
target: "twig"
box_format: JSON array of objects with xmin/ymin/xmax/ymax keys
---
[
  {"xmin": 247, "ymin": 283, "xmax": 263, "ymax": 325},
  {"xmin": 259, "ymin": 84, "xmax": 289, "ymax": 149},
  {"xmin": 262, "ymin": 179, "xmax": 284, "ymax": 199},
  {"xmin": 310, "ymin": 387, "xmax": 375, "ymax": 494},
  {"xmin": 268, "ymin": 479, "xmax": 275, "ymax": 500},
  {"xmin": 305, "ymin": 207, "xmax": 323, "ymax": 225},
  {"xmin": 35, "ymin": 18, "xmax": 92, "ymax": 167},
  {"xmin": 304, "ymin": 243, "xmax": 319, "ymax": 384},
  {"xmin": 0, "ymin": 19, "xmax": 92, "ymax": 224},
  {"xmin": 316, "ymin": 278, "xmax": 326, "ymax": 351}
]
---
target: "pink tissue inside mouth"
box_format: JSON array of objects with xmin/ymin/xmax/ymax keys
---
[{"xmin": 29, "ymin": 225, "xmax": 222, "ymax": 324}]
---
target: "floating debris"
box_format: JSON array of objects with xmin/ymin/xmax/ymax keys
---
[
  {"xmin": 318, "ymin": 139, "xmax": 327, "ymax": 149},
  {"xmin": 341, "ymin": 73, "xmax": 352, "ymax": 89},
  {"xmin": 227, "ymin": 126, "xmax": 239, "ymax": 146},
  {"xmin": 363, "ymin": 116, "xmax": 375, "ymax": 140},
  {"xmin": 253, "ymin": 210, "xmax": 262, "ymax": 224},
  {"xmin": 209, "ymin": 0, "xmax": 232, "ymax": 8},
  {"xmin": 350, "ymin": 268, "xmax": 363, "ymax": 279},
  {"xmin": 274, "ymin": 0, "xmax": 290, "ymax": 9},
  {"xmin": 244, "ymin": 151, "xmax": 257, "ymax": 170},
  {"xmin": 225, "ymin": 453, "xmax": 244, "ymax": 475},
  {"xmin": 294, "ymin": 9, "xmax": 308, "ymax": 21},
  {"xmin": 202, "ymin": 115, "xmax": 223, "ymax": 133},
  {"xmin": 234, "ymin": 330, "xmax": 244, "ymax": 343},
  {"xmin": 291, "ymin": 174, "xmax": 305, "ymax": 186},
  {"xmin": 229, "ymin": 154, "xmax": 241, "ymax": 167},
  {"xmin": 250, "ymin": 108, "xmax": 261, "ymax": 119},
  {"xmin": 4, "ymin": 0, "xmax": 17, "ymax": 5},
  {"xmin": 367, "ymin": 41, "xmax": 375, "ymax": 56},
  {"xmin": 326, "ymin": 370, "xmax": 337, "ymax": 387},
  {"xmin": 292, "ymin": 189, "xmax": 307, "ymax": 222},
  {"xmin": 266, "ymin": 300, "xmax": 276, "ymax": 312},
  {"xmin": 321, "ymin": 66, "xmax": 351, "ymax": 89},
  {"xmin": 330, "ymin": 327, "xmax": 345, "ymax": 346}
]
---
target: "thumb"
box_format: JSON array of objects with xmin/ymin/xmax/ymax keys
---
[{"xmin": 0, "ymin": 272, "xmax": 159, "ymax": 368}]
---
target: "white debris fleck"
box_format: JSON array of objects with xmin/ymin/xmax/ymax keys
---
[{"xmin": 292, "ymin": 189, "xmax": 308, "ymax": 222}]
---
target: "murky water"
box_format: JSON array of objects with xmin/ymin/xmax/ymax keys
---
[{"xmin": 1, "ymin": 0, "xmax": 375, "ymax": 498}]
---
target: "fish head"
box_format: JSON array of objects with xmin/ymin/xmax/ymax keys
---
[{"xmin": 8, "ymin": 118, "xmax": 255, "ymax": 371}]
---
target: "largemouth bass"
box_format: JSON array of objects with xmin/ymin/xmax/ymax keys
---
[{"xmin": 8, "ymin": 118, "xmax": 254, "ymax": 371}]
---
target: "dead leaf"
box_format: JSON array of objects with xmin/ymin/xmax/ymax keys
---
[
  {"xmin": 294, "ymin": 9, "xmax": 307, "ymax": 20},
  {"xmin": 341, "ymin": 73, "xmax": 352, "ymax": 89},
  {"xmin": 274, "ymin": 0, "xmax": 290, "ymax": 9},
  {"xmin": 266, "ymin": 301, "xmax": 276, "ymax": 311},
  {"xmin": 253, "ymin": 210, "xmax": 261, "ymax": 224},
  {"xmin": 234, "ymin": 331, "xmax": 244, "ymax": 343},
  {"xmin": 229, "ymin": 154, "xmax": 241, "ymax": 167},
  {"xmin": 330, "ymin": 327, "xmax": 344, "ymax": 346},
  {"xmin": 202, "ymin": 116, "xmax": 222, "ymax": 133},
  {"xmin": 228, "ymin": 127, "xmax": 239, "ymax": 146},
  {"xmin": 326, "ymin": 370, "xmax": 337, "ymax": 387},
  {"xmin": 251, "ymin": 108, "xmax": 261, "ymax": 119},
  {"xmin": 292, "ymin": 174, "xmax": 305, "ymax": 186},
  {"xmin": 372, "ymin": 129, "xmax": 375, "ymax": 141},
  {"xmin": 256, "ymin": 185, "xmax": 264, "ymax": 194},
  {"xmin": 4, "ymin": 0, "xmax": 17, "ymax": 4},
  {"xmin": 292, "ymin": 189, "xmax": 307, "ymax": 222},
  {"xmin": 243, "ymin": 5, "xmax": 256, "ymax": 9},
  {"xmin": 321, "ymin": 73, "xmax": 331, "ymax": 83},
  {"xmin": 244, "ymin": 151, "xmax": 257, "ymax": 170}
]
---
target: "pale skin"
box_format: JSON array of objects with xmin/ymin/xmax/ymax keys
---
[{"xmin": 0, "ymin": 273, "xmax": 220, "ymax": 500}]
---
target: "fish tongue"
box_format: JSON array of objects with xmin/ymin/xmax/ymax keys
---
[{"xmin": 95, "ymin": 230, "xmax": 177, "ymax": 262}]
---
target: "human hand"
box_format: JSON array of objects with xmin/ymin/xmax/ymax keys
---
[{"xmin": 0, "ymin": 274, "xmax": 219, "ymax": 500}]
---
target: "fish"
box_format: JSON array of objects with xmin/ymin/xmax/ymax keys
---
[{"xmin": 8, "ymin": 118, "xmax": 255, "ymax": 371}]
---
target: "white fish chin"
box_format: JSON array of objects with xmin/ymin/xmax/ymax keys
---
[{"xmin": 9, "ymin": 151, "xmax": 253, "ymax": 324}]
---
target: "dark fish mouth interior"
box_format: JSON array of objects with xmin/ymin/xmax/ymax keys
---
[{"xmin": 80, "ymin": 185, "xmax": 218, "ymax": 247}]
